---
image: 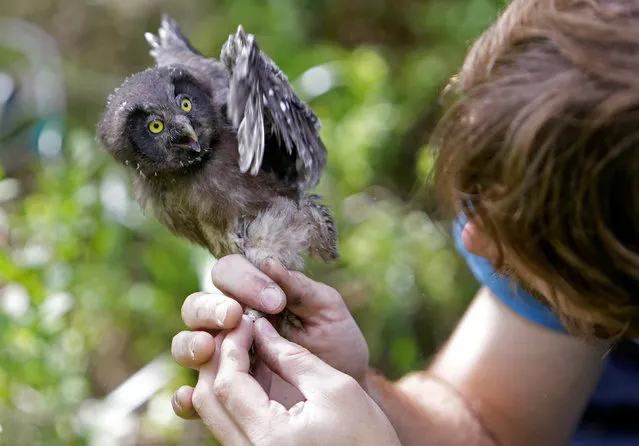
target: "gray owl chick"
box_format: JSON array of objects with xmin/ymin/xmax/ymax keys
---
[{"xmin": 97, "ymin": 16, "xmax": 338, "ymax": 317}]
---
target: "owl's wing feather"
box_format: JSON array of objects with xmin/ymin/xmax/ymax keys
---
[
  {"xmin": 145, "ymin": 15, "xmax": 229, "ymax": 107},
  {"xmin": 221, "ymin": 26, "xmax": 327, "ymax": 191},
  {"xmin": 145, "ymin": 14, "xmax": 203, "ymax": 66}
]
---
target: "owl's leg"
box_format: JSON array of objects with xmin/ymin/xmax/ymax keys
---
[
  {"xmin": 280, "ymin": 194, "xmax": 337, "ymax": 336},
  {"xmin": 301, "ymin": 194, "xmax": 339, "ymax": 262},
  {"xmin": 233, "ymin": 197, "xmax": 323, "ymax": 338},
  {"xmin": 233, "ymin": 196, "xmax": 311, "ymax": 271}
]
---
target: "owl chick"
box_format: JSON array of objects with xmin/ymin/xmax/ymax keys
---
[{"xmin": 97, "ymin": 16, "xmax": 338, "ymax": 321}]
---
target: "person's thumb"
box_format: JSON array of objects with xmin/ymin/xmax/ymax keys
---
[{"xmin": 254, "ymin": 318, "xmax": 356, "ymax": 399}]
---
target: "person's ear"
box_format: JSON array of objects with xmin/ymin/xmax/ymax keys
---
[{"xmin": 462, "ymin": 220, "xmax": 498, "ymax": 261}]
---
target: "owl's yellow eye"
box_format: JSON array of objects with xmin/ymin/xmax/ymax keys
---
[
  {"xmin": 148, "ymin": 119, "xmax": 164, "ymax": 134},
  {"xmin": 180, "ymin": 98, "xmax": 192, "ymax": 112}
]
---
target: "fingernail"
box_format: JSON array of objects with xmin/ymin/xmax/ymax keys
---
[
  {"xmin": 259, "ymin": 286, "xmax": 283, "ymax": 311},
  {"xmin": 257, "ymin": 318, "xmax": 279, "ymax": 338},
  {"xmin": 172, "ymin": 392, "xmax": 182, "ymax": 412},
  {"xmin": 189, "ymin": 336, "xmax": 198, "ymax": 361},
  {"xmin": 215, "ymin": 303, "xmax": 228, "ymax": 326}
]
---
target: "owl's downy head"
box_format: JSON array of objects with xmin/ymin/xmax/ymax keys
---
[{"xmin": 98, "ymin": 65, "xmax": 220, "ymax": 176}]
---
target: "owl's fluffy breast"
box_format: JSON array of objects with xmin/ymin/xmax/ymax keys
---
[{"xmin": 132, "ymin": 133, "xmax": 298, "ymax": 257}]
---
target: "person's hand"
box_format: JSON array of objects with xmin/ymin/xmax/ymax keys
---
[
  {"xmin": 170, "ymin": 254, "xmax": 370, "ymax": 417},
  {"xmin": 190, "ymin": 315, "xmax": 400, "ymax": 446}
]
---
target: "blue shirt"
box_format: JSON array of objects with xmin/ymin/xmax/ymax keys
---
[{"xmin": 453, "ymin": 218, "xmax": 639, "ymax": 445}]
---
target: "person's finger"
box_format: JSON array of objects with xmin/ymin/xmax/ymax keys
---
[
  {"xmin": 213, "ymin": 316, "xmax": 273, "ymax": 410},
  {"xmin": 254, "ymin": 318, "xmax": 355, "ymax": 398},
  {"xmin": 172, "ymin": 385, "xmax": 199, "ymax": 419},
  {"xmin": 171, "ymin": 330, "xmax": 216, "ymax": 369},
  {"xmin": 461, "ymin": 220, "xmax": 499, "ymax": 261},
  {"xmin": 211, "ymin": 255, "xmax": 286, "ymax": 314},
  {"xmin": 206, "ymin": 316, "xmax": 289, "ymax": 433},
  {"xmin": 260, "ymin": 258, "xmax": 346, "ymax": 321},
  {"xmin": 181, "ymin": 291, "xmax": 243, "ymax": 330},
  {"xmin": 191, "ymin": 333, "xmax": 253, "ymax": 446}
]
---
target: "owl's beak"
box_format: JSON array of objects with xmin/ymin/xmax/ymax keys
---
[{"xmin": 170, "ymin": 120, "xmax": 201, "ymax": 153}]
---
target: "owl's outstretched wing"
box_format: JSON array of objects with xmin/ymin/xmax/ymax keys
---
[
  {"xmin": 144, "ymin": 15, "xmax": 229, "ymax": 106},
  {"xmin": 144, "ymin": 14, "xmax": 203, "ymax": 67},
  {"xmin": 221, "ymin": 26, "xmax": 327, "ymax": 191}
]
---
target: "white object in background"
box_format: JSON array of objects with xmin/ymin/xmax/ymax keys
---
[{"xmin": 77, "ymin": 354, "xmax": 177, "ymax": 446}]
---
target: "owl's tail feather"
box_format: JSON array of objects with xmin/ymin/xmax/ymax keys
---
[{"xmin": 145, "ymin": 14, "xmax": 201, "ymax": 65}]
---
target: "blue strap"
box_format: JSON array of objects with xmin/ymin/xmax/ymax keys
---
[{"xmin": 452, "ymin": 216, "xmax": 567, "ymax": 333}]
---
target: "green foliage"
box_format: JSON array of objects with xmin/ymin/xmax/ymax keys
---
[{"xmin": 0, "ymin": 0, "xmax": 502, "ymax": 444}]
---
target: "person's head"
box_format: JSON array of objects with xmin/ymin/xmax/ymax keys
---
[{"xmin": 435, "ymin": 0, "xmax": 639, "ymax": 339}]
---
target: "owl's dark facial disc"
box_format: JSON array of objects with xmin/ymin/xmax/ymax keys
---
[
  {"xmin": 98, "ymin": 65, "xmax": 221, "ymax": 177},
  {"xmin": 125, "ymin": 105, "xmax": 209, "ymax": 175}
]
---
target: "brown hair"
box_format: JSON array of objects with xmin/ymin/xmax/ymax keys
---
[{"xmin": 434, "ymin": 0, "xmax": 639, "ymax": 338}]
